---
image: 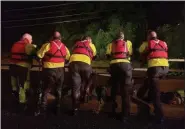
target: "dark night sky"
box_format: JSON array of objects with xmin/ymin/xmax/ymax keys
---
[{"xmin": 1, "ymin": 1, "xmax": 184, "ymax": 52}]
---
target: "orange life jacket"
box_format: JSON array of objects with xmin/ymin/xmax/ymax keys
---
[
  {"xmin": 147, "ymin": 39, "xmax": 168, "ymax": 60},
  {"xmin": 111, "ymin": 39, "xmax": 129, "ymax": 59},
  {"xmin": 72, "ymin": 40, "xmax": 93, "ymax": 59},
  {"xmin": 43, "ymin": 40, "xmax": 67, "ymax": 63},
  {"xmin": 10, "ymin": 40, "xmax": 29, "ymax": 63}
]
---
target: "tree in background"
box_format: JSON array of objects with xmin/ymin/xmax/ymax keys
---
[
  {"xmin": 157, "ymin": 23, "xmax": 184, "ymax": 58},
  {"xmin": 84, "ymin": 15, "xmax": 140, "ymax": 60},
  {"xmin": 17, "ymin": 12, "xmax": 183, "ymax": 62}
]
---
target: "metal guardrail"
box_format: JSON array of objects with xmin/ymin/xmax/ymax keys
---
[
  {"xmin": 1, "ymin": 58, "xmax": 184, "ymax": 73},
  {"xmin": 1, "ymin": 64, "xmax": 184, "ymax": 73},
  {"xmin": 168, "ymin": 59, "xmax": 185, "ymax": 62}
]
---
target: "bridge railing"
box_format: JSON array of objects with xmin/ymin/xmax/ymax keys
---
[{"xmin": 1, "ymin": 58, "xmax": 184, "ymax": 74}]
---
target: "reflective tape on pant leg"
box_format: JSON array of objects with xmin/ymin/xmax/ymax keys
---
[
  {"xmin": 24, "ymin": 81, "xmax": 30, "ymax": 91},
  {"xmin": 24, "ymin": 71, "xmax": 30, "ymax": 90},
  {"xmin": 19, "ymin": 87, "xmax": 26, "ymax": 103}
]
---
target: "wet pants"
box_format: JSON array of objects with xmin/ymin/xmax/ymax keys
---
[
  {"xmin": 109, "ymin": 62, "xmax": 133, "ymax": 117},
  {"xmin": 69, "ymin": 61, "xmax": 92, "ymax": 110},
  {"xmin": 10, "ymin": 64, "xmax": 30, "ymax": 104},
  {"xmin": 42, "ymin": 67, "xmax": 64, "ymax": 114},
  {"xmin": 137, "ymin": 66, "xmax": 169, "ymax": 120}
]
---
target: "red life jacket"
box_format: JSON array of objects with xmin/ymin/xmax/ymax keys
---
[
  {"xmin": 10, "ymin": 40, "xmax": 29, "ymax": 63},
  {"xmin": 147, "ymin": 39, "xmax": 168, "ymax": 60},
  {"xmin": 111, "ymin": 39, "xmax": 129, "ymax": 59},
  {"xmin": 72, "ymin": 40, "xmax": 93, "ymax": 59},
  {"xmin": 43, "ymin": 40, "xmax": 67, "ymax": 63}
]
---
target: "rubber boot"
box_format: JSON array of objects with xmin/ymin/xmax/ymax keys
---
[
  {"xmin": 120, "ymin": 116, "xmax": 133, "ymax": 129},
  {"xmin": 110, "ymin": 101, "xmax": 118, "ymax": 118},
  {"xmin": 36, "ymin": 92, "xmax": 48, "ymax": 116},
  {"xmin": 72, "ymin": 108, "xmax": 79, "ymax": 116},
  {"xmin": 50, "ymin": 101, "xmax": 58, "ymax": 116},
  {"xmin": 80, "ymin": 91, "xmax": 89, "ymax": 103},
  {"xmin": 19, "ymin": 103, "xmax": 27, "ymax": 115},
  {"xmin": 35, "ymin": 92, "xmax": 44, "ymax": 116},
  {"xmin": 56, "ymin": 91, "xmax": 62, "ymax": 115},
  {"xmin": 72, "ymin": 99, "xmax": 80, "ymax": 116},
  {"xmin": 147, "ymin": 117, "xmax": 165, "ymax": 129},
  {"xmin": 72, "ymin": 89, "xmax": 81, "ymax": 116},
  {"xmin": 12, "ymin": 91, "xmax": 20, "ymax": 114}
]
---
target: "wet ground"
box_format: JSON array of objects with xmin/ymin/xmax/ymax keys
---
[
  {"xmin": 2, "ymin": 69, "xmax": 184, "ymax": 129},
  {"xmin": 2, "ymin": 109, "xmax": 184, "ymax": 129}
]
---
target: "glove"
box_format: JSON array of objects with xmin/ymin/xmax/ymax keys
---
[
  {"xmin": 34, "ymin": 56, "xmax": 42, "ymax": 62},
  {"xmin": 65, "ymin": 60, "xmax": 69, "ymax": 64},
  {"xmin": 92, "ymin": 55, "xmax": 97, "ymax": 60},
  {"xmin": 106, "ymin": 54, "xmax": 111, "ymax": 59},
  {"xmin": 91, "ymin": 70, "xmax": 96, "ymax": 75},
  {"xmin": 107, "ymin": 67, "xmax": 111, "ymax": 73}
]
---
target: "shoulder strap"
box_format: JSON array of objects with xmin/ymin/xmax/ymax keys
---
[
  {"xmin": 82, "ymin": 40, "xmax": 93, "ymax": 58},
  {"xmin": 46, "ymin": 41, "xmax": 65, "ymax": 58},
  {"xmin": 112, "ymin": 40, "xmax": 128, "ymax": 53},
  {"xmin": 53, "ymin": 41, "xmax": 63, "ymax": 50},
  {"xmin": 152, "ymin": 40, "xmax": 167, "ymax": 51},
  {"xmin": 73, "ymin": 40, "xmax": 93, "ymax": 57}
]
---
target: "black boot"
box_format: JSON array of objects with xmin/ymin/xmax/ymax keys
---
[
  {"xmin": 72, "ymin": 108, "xmax": 79, "ymax": 116},
  {"xmin": 56, "ymin": 88, "xmax": 63, "ymax": 115},
  {"xmin": 146, "ymin": 117, "xmax": 165, "ymax": 129},
  {"xmin": 56, "ymin": 96, "xmax": 62, "ymax": 115},
  {"xmin": 56, "ymin": 103, "xmax": 61, "ymax": 116},
  {"xmin": 11, "ymin": 91, "xmax": 20, "ymax": 114},
  {"xmin": 109, "ymin": 102, "xmax": 118, "ymax": 118},
  {"xmin": 80, "ymin": 94, "xmax": 89, "ymax": 103},
  {"xmin": 19, "ymin": 103, "xmax": 27, "ymax": 115},
  {"xmin": 120, "ymin": 116, "xmax": 130, "ymax": 123},
  {"xmin": 72, "ymin": 101, "xmax": 79, "ymax": 116},
  {"xmin": 35, "ymin": 92, "xmax": 45, "ymax": 116},
  {"xmin": 120, "ymin": 116, "xmax": 134, "ymax": 129},
  {"xmin": 154, "ymin": 117, "xmax": 165, "ymax": 126}
]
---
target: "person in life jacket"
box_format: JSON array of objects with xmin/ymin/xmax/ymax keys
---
[
  {"xmin": 69, "ymin": 35, "xmax": 96, "ymax": 116},
  {"xmin": 9, "ymin": 33, "xmax": 37, "ymax": 114},
  {"xmin": 106, "ymin": 31, "xmax": 133, "ymax": 123},
  {"xmin": 37, "ymin": 31, "xmax": 70, "ymax": 115},
  {"xmin": 137, "ymin": 30, "xmax": 169, "ymax": 125}
]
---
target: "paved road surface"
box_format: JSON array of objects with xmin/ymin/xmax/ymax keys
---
[
  {"xmin": 1, "ymin": 66, "xmax": 184, "ymax": 129},
  {"xmin": 2, "ymin": 109, "xmax": 184, "ymax": 129}
]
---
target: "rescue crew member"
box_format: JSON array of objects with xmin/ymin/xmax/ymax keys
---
[
  {"xmin": 69, "ymin": 36, "xmax": 96, "ymax": 115},
  {"xmin": 137, "ymin": 30, "xmax": 169, "ymax": 124},
  {"xmin": 37, "ymin": 31, "xmax": 70, "ymax": 115},
  {"xmin": 106, "ymin": 31, "xmax": 133, "ymax": 122},
  {"xmin": 10, "ymin": 33, "xmax": 37, "ymax": 113}
]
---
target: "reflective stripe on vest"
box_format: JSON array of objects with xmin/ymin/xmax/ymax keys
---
[
  {"xmin": 43, "ymin": 40, "xmax": 66, "ymax": 63},
  {"xmin": 45, "ymin": 41, "xmax": 64, "ymax": 58}
]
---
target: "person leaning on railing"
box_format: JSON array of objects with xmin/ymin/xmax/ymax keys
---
[
  {"xmin": 69, "ymin": 35, "xmax": 97, "ymax": 116},
  {"xmin": 36, "ymin": 31, "xmax": 70, "ymax": 115},
  {"xmin": 137, "ymin": 30, "xmax": 169, "ymax": 125},
  {"xmin": 9, "ymin": 33, "xmax": 37, "ymax": 114},
  {"xmin": 106, "ymin": 31, "xmax": 133, "ymax": 124}
]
